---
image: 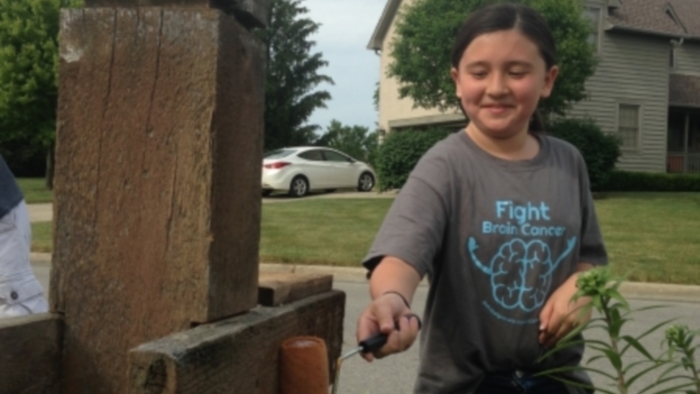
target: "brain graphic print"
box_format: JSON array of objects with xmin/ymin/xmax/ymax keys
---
[{"xmin": 468, "ymin": 237, "xmax": 577, "ymax": 312}]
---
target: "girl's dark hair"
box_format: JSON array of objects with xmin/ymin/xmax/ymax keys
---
[{"xmin": 452, "ymin": 2, "xmax": 556, "ymax": 133}]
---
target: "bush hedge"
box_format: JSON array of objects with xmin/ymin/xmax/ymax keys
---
[
  {"xmin": 600, "ymin": 170, "xmax": 700, "ymax": 192},
  {"xmin": 375, "ymin": 127, "xmax": 453, "ymax": 191},
  {"xmin": 546, "ymin": 118, "xmax": 621, "ymax": 191}
]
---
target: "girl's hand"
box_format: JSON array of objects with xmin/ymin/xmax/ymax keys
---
[
  {"xmin": 356, "ymin": 292, "xmax": 421, "ymax": 361},
  {"xmin": 538, "ymin": 273, "xmax": 592, "ymax": 348}
]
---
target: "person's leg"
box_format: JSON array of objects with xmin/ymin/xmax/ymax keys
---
[
  {"xmin": 14, "ymin": 200, "xmax": 48, "ymax": 314},
  {"xmin": 0, "ymin": 201, "xmax": 48, "ymax": 318},
  {"xmin": 474, "ymin": 373, "xmax": 521, "ymax": 394},
  {"xmin": 515, "ymin": 371, "xmax": 570, "ymax": 394},
  {"xmin": 475, "ymin": 371, "xmax": 570, "ymax": 394}
]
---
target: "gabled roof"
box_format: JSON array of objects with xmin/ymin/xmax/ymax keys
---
[
  {"xmin": 367, "ymin": 0, "xmax": 700, "ymax": 51},
  {"xmin": 608, "ymin": 0, "xmax": 700, "ymax": 39},
  {"xmin": 367, "ymin": 0, "xmax": 401, "ymax": 50}
]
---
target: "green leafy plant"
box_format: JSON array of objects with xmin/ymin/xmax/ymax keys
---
[
  {"xmin": 665, "ymin": 325, "xmax": 700, "ymax": 393},
  {"xmin": 546, "ymin": 118, "xmax": 621, "ymax": 191},
  {"xmin": 375, "ymin": 128, "xmax": 452, "ymax": 191},
  {"xmin": 600, "ymin": 171, "xmax": 700, "ymax": 192},
  {"xmin": 538, "ymin": 267, "xmax": 699, "ymax": 394}
]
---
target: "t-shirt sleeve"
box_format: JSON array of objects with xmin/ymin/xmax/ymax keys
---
[
  {"xmin": 362, "ymin": 146, "xmax": 451, "ymax": 278},
  {"xmin": 576, "ymin": 153, "xmax": 609, "ymax": 266}
]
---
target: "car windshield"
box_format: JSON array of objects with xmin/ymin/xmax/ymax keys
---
[{"xmin": 264, "ymin": 149, "xmax": 297, "ymax": 160}]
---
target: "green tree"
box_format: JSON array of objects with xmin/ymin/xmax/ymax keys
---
[
  {"xmin": 316, "ymin": 120, "xmax": 378, "ymax": 165},
  {"xmin": 388, "ymin": 0, "xmax": 597, "ymax": 117},
  {"xmin": 0, "ymin": 0, "xmax": 81, "ymax": 182},
  {"xmin": 259, "ymin": 0, "xmax": 333, "ymax": 150}
]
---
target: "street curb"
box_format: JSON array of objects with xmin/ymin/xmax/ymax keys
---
[{"xmin": 30, "ymin": 253, "xmax": 700, "ymax": 303}]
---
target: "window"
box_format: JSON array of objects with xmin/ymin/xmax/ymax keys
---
[
  {"xmin": 618, "ymin": 104, "xmax": 640, "ymax": 149},
  {"xmin": 583, "ymin": 7, "xmax": 601, "ymax": 51},
  {"xmin": 323, "ymin": 150, "xmax": 352, "ymax": 163},
  {"xmin": 264, "ymin": 149, "xmax": 296, "ymax": 159},
  {"xmin": 298, "ymin": 150, "xmax": 324, "ymax": 161}
]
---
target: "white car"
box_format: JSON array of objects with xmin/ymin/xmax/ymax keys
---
[{"xmin": 261, "ymin": 147, "xmax": 376, "ymax": 197}]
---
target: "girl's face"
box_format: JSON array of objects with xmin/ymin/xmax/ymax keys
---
[{"xmin": 451, "ymin": 28, "xmax": 558, "ymax": 139}]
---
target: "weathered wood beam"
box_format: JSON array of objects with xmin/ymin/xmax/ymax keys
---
[
  {"xmin": 0, "ymin": 314, "xmax": 63, "ymax": 394},
  {"xmin": 83, "ymin": 0, "xmax": 271, "ymax": 29},
  {"xmin": 53, "ymin": 7, "xmax": 265, "ymax": 392},
  {"xmin": 128, "ymin": 291, "xmax": 345, "ymax": 394}
]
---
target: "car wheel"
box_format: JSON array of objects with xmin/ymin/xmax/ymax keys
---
[
  {"xmin": 289, "ymin": 176, "xmax": 309, "ymax": 197},
  {"xmin": 357, "ymin": 172, "xmax": 375, "ymax": 192},
  {"xmin": 262, "ymin": 190, "xmax": 272, "ymax": 197}
]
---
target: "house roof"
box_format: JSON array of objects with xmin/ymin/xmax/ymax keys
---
[
  {"xmin": 669, "ymin": 74, "xmax": 700, "ymax": 107},
  {"xmin": 608, "ymin": 0, "xmax": 700, "ymax": 39},
  {"xmin": 367, "ymin": 0, "xmax": 700, "ymax": 51},
  {"xmin": 367, "ymin": 0, "xmax": 401, "ymax": 50}
]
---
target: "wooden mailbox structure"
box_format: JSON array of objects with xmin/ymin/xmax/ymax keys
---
[{"xmin": 0, "ymin": 1, "xmax": 345, "ymax": 393}]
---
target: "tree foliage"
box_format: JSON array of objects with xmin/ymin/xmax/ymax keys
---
[
  {"xmin": 0, "ymin": 0, "xmax": 74, "ymax": 169},
  {"xmin": 388, "ymin": 0, "xmax": 597, "ymax": 117},
  {"xmin": 259, "ymin": 0, "xmax": 333, "ymax": 150},
  {"xmin": 316, "ymin": 120, "xmax": 378, "ymax": 165}
]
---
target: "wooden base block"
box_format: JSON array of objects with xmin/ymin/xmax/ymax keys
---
[
  {"xmin": 128, "ymin": 291, "xmax": 345, "ymax": 394},
  {"xmin": 258, "ymin": 272, "xmax": 333, "ymax": 306},
  {"xmin": 0, "ymin": 314, "xmax": 63, "ymax": 394}
]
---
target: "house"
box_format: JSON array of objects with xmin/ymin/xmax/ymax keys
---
[{"xmin": 368, "ymin": 0, "xmax": 700, "ymax": 174}]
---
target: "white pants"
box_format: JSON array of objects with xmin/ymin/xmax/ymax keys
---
[{"xmin": 0, "ymin": 200, "xmax": 48, "ymax": 318}]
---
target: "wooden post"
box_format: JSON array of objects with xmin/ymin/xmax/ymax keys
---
[{"xmin": 52, "ymin": 2, "xmax": 268, "ymax": 392}]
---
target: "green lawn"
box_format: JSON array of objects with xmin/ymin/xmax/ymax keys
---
[
  {"xmin": 260, "ymin": 199, "xmax": 394, "ymax": 266},
  {"xmin": 594, "ymin": 192, "xmax": 700, "ymax": 284},
  {"xmin": 30, "ymin": 192, "xmax": 700, "ymax": 284},
  {"xmin": 31, "ymin": 221, "xmax": 53, "ymax": 253},
  {"xmin": 17, "ymin": 178, "xmax": 53, "ymax": 203}
]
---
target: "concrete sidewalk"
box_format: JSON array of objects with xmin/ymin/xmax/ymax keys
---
[
  {"xmin": 29, "ymin": 252, "xmax": 700, "ymax": 303},
  {"xmin": 28, "ymin": 203, "xmax": 52, "ymax": 223}
]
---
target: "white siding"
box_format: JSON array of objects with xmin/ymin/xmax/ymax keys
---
[
  {"xmin": 674, "ymin": 42, "xmax": 700, "ymax": 75},
  {"xmin": 566, "ymin": 31, "xmax": 670, "ymax": 172}
]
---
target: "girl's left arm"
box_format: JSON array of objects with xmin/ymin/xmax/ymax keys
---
[{"xmin": 537, "ymin": 262, "xmax": 595, "ymax": 348}]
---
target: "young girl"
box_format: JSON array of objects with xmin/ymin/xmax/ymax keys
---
[{"xmin": 356, "ymin": 3, "xmax": 607, "ymax": 393}]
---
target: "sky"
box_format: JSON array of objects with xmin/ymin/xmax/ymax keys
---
[{"xmin": 301, "ymin": 0, "xmax": 387, "ymax": 135}]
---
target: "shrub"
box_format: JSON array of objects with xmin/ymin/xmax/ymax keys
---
[
  {"xmin": 600, "ymin": 170, "xmax": 700, "ymax": 192},
  {"xmin": 375, "ymin": 128, "xmax": 453, "ymax": 191},
  {"xmin": 546, "ymin": 118, "xmax": 622, "ymax": 191}
]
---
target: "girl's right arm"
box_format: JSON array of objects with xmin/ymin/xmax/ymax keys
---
[{"xmin": 356, "ymin": 256, "xmax": 422, "ymax": 362}]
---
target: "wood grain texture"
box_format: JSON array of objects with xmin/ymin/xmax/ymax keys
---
[
  {"xmin": 128, "ymin": 291, "xmax": 346, "ymax": 394},
  {"xmin": 0, "ymin": 314, "xmax": 63, "ymax": 394},
  {"xmin": 258, "ymin": 273, "xmax": 333, "ymax": 307},
  {"xmin": 83, "ymin": 0, "xmax": 271, "ymax": 29},
  {"xmin": 53, "ymin": 8, "xmax": 264, "ymax": 393}
]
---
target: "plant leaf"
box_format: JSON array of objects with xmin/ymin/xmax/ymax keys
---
[{"xmin": 621, "ymin": 335, "xmax": 655, "ymax": 360}]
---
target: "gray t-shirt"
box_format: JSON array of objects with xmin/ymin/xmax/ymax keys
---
[
  {"xmin": 363, "ymin": 130, "xmax": 608, "ymax": 394},
  {"xmin": 0, "ymin": 156, "xmax": 23, "ymax": 219}
]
